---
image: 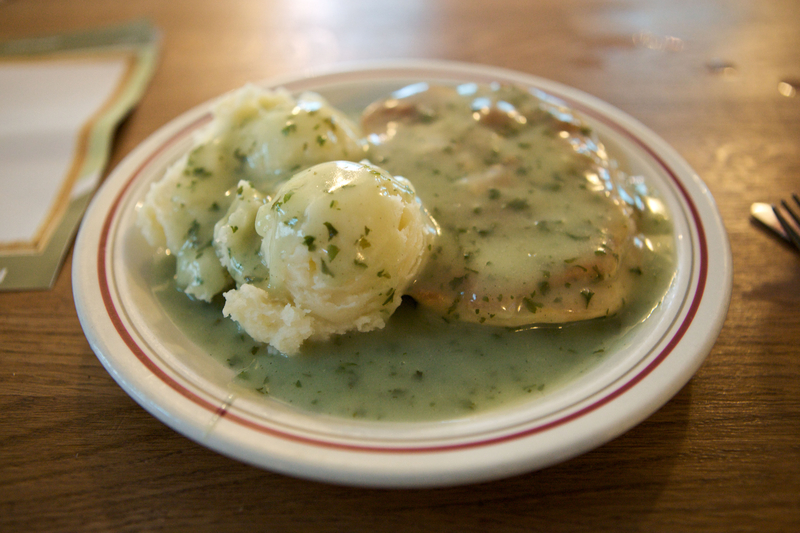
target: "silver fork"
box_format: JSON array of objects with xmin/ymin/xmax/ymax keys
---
[{"xmin": 751, "ymin": 194, "xmax": 800, "ymax": 251}]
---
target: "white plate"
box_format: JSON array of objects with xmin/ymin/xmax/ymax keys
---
[{"xmin": 72, "ymin": 60, "xmax": 732, "ymax": 488}]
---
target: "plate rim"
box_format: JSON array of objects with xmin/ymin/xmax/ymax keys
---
[{"xmin": 73, "ymin": 59, "xmax": 732, "ymax": 487}]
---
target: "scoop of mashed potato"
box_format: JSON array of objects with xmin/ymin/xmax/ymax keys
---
[
  {"xmin": 137, "ymin": 84, "xmax": 364, "ymax": 301},
  {"xmin": 222, "ymin": 160, "xmax": 437, "ymax": 355}
]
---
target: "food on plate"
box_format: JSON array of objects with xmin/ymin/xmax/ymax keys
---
[
  {"xmin": 212, "ymin": 180, "xmax": 270, "ymax": 287},
  {"xmin": 139, "ymin": 77, "xmax": 675, "ymax": 416},
  {"xmin": 137, "ymin": 84, "xmax": 363, "ymax": 301},
  {"xmin": 363, "ymin": 82, "xmax": 650, "ymax": 326},
  {"xmin": 222, "ymin": 160, "xmax": 436, "ymax": 355}
]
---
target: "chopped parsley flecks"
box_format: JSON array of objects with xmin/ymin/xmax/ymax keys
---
[
  {"xmin": 320, "ymin": 260, "xmax": 334, "ymax": 277},
  {"xmin": 185, "ymin": 220, "xmax": 201, "ymax": 247},
  {"xmin": 272, "ymin": 191, "xmax": 294, "ymax": 212},
  {"xmin": 187, "ymin": 166, "xmax": 212, "ymax": 178},
  {"xmin": 233, "ymin": 148, "xmax": 248, "ymax": 167},
  {"xmin": 448, "ymin": 275, "xmax": 467, "ymax": 290},
  {"xmin": 538, "ymin": 281, "xmax": 550, "ymax": 296},
  {"xmin": 323, "ymin": 222, "xmax": 338, "ymax": 240},
  {"xmin": 505, "ymin": 198, "xmax": 529, "ymax": 211},
  {"xmin": 523, "ymin": 298, "xmax": 543, "ymax": 313},
  {"xmin": 326, "ymin": 245, "xmax": 340, "ymax": 261},
  {"xmin": 565, "ymin": 232, "xmax": 590, "ymax": 241},
  {"xmin": 382, "ymin": 288, "xmax": 396, "ymax": 306}
]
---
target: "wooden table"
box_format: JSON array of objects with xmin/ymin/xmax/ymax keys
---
[{"xmin": 2, "ymin": 0, "xmax": 799, "ymax": 531}]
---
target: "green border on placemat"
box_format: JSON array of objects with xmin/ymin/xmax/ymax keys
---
[{"xmin": 0, "ymin": 19, "xmax": 160, "ymax": 290}]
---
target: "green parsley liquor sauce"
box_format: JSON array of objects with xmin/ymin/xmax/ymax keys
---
[{"xmin": 150, "ymin": 239, "xmax": 673, "ymax": 422}]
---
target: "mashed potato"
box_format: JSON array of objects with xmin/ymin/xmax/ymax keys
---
[
  {"xmin": 222, "ymin": 160, "xmax": 437, "ymax": 355},
  {"xmin": 137, "ymin": 84, "xmax": 364, "ymax": 301},
  {"xmin": 213, "ymin": 180, "xmax": 270, "ymax": 288}
]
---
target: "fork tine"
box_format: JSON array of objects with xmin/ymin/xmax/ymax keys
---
[
  {"xmin": 773, "ymin": 202, "xmax": 800, "ymax": 251},
  {"xmin": 784, "ymin": 196, "xmax": 800, "ymax": 229}
]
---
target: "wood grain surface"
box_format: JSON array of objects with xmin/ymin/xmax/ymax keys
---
[{"xmin": 2, "ymin": 0, "xmax": 799, "ymax": 531}]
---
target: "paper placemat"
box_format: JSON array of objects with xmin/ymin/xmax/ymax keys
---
[{"xmin": 0, "ymin": 20, "xmax": 159, "ymax": 290}]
